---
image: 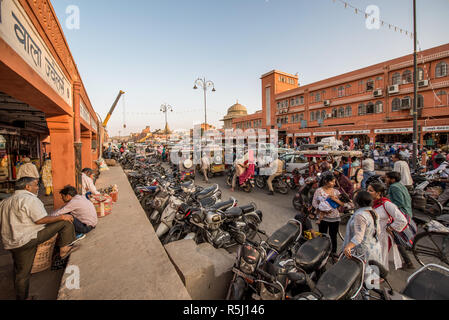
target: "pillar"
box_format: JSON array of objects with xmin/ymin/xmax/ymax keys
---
[
  {"xmin": 73, "ymin": 81, "xmax": 82, "ymax": 193},
  {"xmin": 81, "ymin": 130, "xmax": 92, "ymax": 170},
  {"xmin": 47, "ymin": 114, "xmax": 75, "ymax": 209}
]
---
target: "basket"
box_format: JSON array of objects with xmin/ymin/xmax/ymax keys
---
[
  {"xmin": 31, "ymin": 234, "xmax": 58, "ymax": 274},
  {"xmin": 91, "ymin": 194, "xmax": 113, "ymax": 218}
]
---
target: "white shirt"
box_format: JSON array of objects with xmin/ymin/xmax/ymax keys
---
[
  {"xmin": 201, "ymin": 157, "xmax": 210, "ymax": 170},
  {"xmin": 362, "ymin": 158, "xmax": 375, "ymax": 172},
  {"xmin": 373, "ymin": 150, "xmax": 380, "ymax": 160},
  {"xmin": 0, "ymin": 190, "xmax": 47, "ymax": 249},
  {"xmin": 81, "ymin": 173, "xmax": 100, "ymax": 195},
  {"xmin": 393, "ymin": 160, "xmax": 413, "ymax": 186},
  {"xmin": 426, "ymin": 162, "xmax": 449, "ymax": 178}
]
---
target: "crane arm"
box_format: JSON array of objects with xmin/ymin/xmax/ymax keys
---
[{"xmin": 102, "ymin": 90, "xmax": 125, "ymax": 128}]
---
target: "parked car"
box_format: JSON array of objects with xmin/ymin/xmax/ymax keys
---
[{"xmin": 280, "ymin": 153, "xmax": 309, "ymax": 173}]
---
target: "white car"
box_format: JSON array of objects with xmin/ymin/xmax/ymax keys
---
[{"xmin": 280, "ymin": 153, "xmax": 309, "ymax": 173}]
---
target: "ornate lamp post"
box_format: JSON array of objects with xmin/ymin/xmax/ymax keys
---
[
  {"xmin": 193, "ymin": 77, "xmax": 216, "ymax": 129},
  {"xmin": 160, "ymin": 103, "xmax": 173, "ymax": 145}
]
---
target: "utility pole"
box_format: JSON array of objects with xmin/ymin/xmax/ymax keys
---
[
  {"xmin": 160, "ymin": 103, "xmax": 173, "ymax": 146},
  {"xmin": 193, "ymin": 77, "xmax": 216, "ymax": 130},
  {"xmin": 412, "ymin": 0, "xmax": 418, "ymax": 171}
]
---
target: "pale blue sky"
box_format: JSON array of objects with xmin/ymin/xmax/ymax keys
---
[{"xmin": 52, "ymin": 0, "xmax": 449, "ymax": 136}]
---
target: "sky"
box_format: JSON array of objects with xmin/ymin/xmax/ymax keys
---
[{"xmin": 51, "ymin": 0, "xmax": 449, "ymax": 136}]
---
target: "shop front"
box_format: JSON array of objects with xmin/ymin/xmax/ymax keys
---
[
  {"xmin": 294, "ymin": 132, "xmax": 312, "ymax": 146},
  {"xmin": 339, "ymin": 130, "xmax": 371, "ymax": 149},
  {"xmin": 313, "ymin": 131, "xmax": 337, "ymax": 143},
  {"xmin": 374, "ymin": 127, "xmax": 413, "ymax": 145},
  {"xmin": 422, "ymin": 126, "xmax": 449, "ymax": 148}
]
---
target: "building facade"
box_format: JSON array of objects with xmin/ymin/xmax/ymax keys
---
[
  {"xmin": 232, "ymin": 43, "xmax": 449, "ymax": 148},
  {"xmin": 0, "ymin": 0, "xmax": 101, "ymax": 207}
]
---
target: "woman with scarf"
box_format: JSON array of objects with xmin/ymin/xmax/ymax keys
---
[{"xmin": 367, "ymin": 182, "xmax": 408, "ymax": 271}]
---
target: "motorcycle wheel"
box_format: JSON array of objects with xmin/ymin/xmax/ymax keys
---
[
  {"xmin": 242, "ymin": 183, "xmax": 252, "ymax": 193},
  {"xmin": 292, "ymin": 197, "xmax": 303, "ymax": 211},
  {"xmin": 255, "ymin": 176, "xmax": 266, "ymax": 189},
  {"xmin": 149, "ymin": 209, "xmax": 161, "ymax": 226},
  {"xmin": 163, "ymin": 226, "xmax": 185, "ymax": 245},
  {"xmin": 276, "ymin": 180, "xmax": 289, "ymax": 195},
  {"xmin": 207, "ymin": 171, "xmax": 214, "ymax": 179},
  {"xmin": 226, "ymin": 174, "xmax": 233, "ymax": 187},
  {"xmin": 227, "ymin": 276, "xmax": 247, "ymax": 300},
  {"xmin": 243, "ymin": 214, "xmax": 261, "ymax": 240}
]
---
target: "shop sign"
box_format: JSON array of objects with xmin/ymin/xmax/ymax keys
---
[
  {"xmin": 295, "ymin": 133, "xmax": 311, "ymax": 137},
  {"xmin": 423, "ymin": 126, "xmax": 449, "ymax": 132},
  {"xmin": 340, "ymin": 130, "xmax": 371, "ymax": 135},
  {"xmin": 0, "ymin": 0, "xmax": 72, "ymax": 107},
  {"xmin": 80, "ymin": 101, "xmax": 90, "ymax": 124},
  {"xmin": 313, "ymin": 131, "xmax": 336, "ymax": 136},
  {"xmin": 287, "ymin": 134, "xmax": 293, "ymax": 137},
  {"xmin": 374, "ymin": 128, "xmax": 413, "ymax": 134}
]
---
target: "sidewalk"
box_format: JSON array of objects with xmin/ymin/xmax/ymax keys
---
[{"xmin": 57, "ymin": 166, "xmax": 191, "ymax": 300}]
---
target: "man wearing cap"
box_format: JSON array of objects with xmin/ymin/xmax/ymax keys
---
[{"xmin": 16, "ymin": 158, "xmax": 39, "ymax": 180}]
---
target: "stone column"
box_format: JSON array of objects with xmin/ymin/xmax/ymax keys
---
[
  {"xmin": 81, "ymin": 130, "xmax": 92, "ymax": 170},
  {"xmin": 46, "ymin": 115, "xmax": 75, "ymax": 209},
  {"xmin": 73, "ymin": 81, "xmax": 82, "ymax": 193}
]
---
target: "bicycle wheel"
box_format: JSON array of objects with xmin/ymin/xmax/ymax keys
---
[
  {"xmin": 412, "ymin": 231, "xmax": 449, "ymax": 267},
  {"xmin": 423, "ymin": 195, "xmax": 443, "ymax": 217}
]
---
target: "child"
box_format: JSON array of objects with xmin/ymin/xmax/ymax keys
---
[{"xmin": 315, "ymin": 195, "xmax": 333, "ymax": 224}]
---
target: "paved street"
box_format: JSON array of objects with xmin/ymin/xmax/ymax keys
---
[{"xmin": 193, "ymin": 172, "xmax": 420, "ymax": 294}]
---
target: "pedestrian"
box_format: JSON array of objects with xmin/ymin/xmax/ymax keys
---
[
  {"xmin": 312, "ymin": 173, "xmax": 344, "ymax": 258},
  {"xmin": 41, "ymin": 157, "xmax": 53, "ymax": 196},
  {"xmin": 0, "ymin": 177, "xmax": 78, "ymax": 300},
  {"xmin": 361, "ymin": 154, "xmax": 376, "ymax": 189},
  {"xmin": 342, "ymin": 191, "xmax": 382, "ymax": 270},
  {"xmin": 51, "ymin": 185, "xmax": 97, "ymax": 238},
  {"xmin": 341, "ymin": 157, "xmax": 350, "ymax": 177},
  {"xmin": 267, "ymin": 157, "xmax": 284, "ymax": 196},
  {"xmin": 392, "ymin": 153, "xmax": 413, "ymax": 191},
  {"xmin": 16, "ymin": 157, "xmax": 39, "ymax": 180},
  {"xmin": 367, "ymin": 182, "xmax": 410, "ymax": 270},
  {"xmin": 201, "ymin": 153, "xmax": 211, "ymax": 183},
  {"xmin": 81, "ymin": 168, "xmax": 100, "ymax": 197}
]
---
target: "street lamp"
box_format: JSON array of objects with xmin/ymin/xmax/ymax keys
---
[
  {"xmin": 160, "ymin": 103, "xmax": 173, "ymax": 145},
  {"xmin": 193, "ymin": 77, "xmax": 216, "ymax": 129}
]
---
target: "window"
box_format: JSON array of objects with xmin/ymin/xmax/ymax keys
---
[
  {"xmin": 295, "ymin": 97, "xmax": 299, "ymax": 105},
  {"xmin": 285, "ymin": 100, "xmax": 289, "ymax": 107},
  {"xmin": 345, "ymin": 106, "xmax": 352, "ymax": 117},
  {"xmin": 392, "ymin": 98, "xmax": 401, "ymax": 111},
  {"xmin": 315, "ymin": 111, "xmax": 320, "ymax": 120},
  {"xmin": 345, "ymin": 84, "xmax": 351, "ymax": 95},
  {"xmin": 401, "ymin": 96, "xmax": 411, "ymax": 109},
  {"xmin": 293, "ymin": 155, "xmax": 307, "ymax": 164},
  {"xmin": 291, "ymin": 115, "xmax": 295, "ymax": 123},
  {"xmin": 321, "ymin": 110, "xmax": 326, "ymax": 120},
  {"xmin": 338, "ymin": 86, "xmax": 345, "ymax": 97},
  {"xmin": 315, "ymin": 92, "xmax": 321, "ymax": 102},
  {"xmin": 300, "ymin": 113, "xmax": 304, "ymax": 121},
  {"xmin": 375, "ymin": 101, "xmax": 383, "ymax": 113},
  {"xmin": 436, "ymin": 62, "xmax": 448, "ymax": 78},
  {"xmin": 436, "ymin": 91, "xmax": 447, "ymax": 106},
  {"xmin": 392, "ymin": 73, "xmax": 401, "ymax": 85},
  {"xmin": 366, "ymin": 79, "xmax": 374, "ymax": 91},
  {"xmin": 321, "ymin": 91, "xmax": 326, "ymax": 99},
  {"xmin": 299, "ymin": 96, "xmax": 304, "ymax": 105},
  {"xmin": 358, "ymin": 104, "xmax": 366, "ymax": 115},
  {"xmin": 417, "ymin": 68, "xmax": 424, "ymax": 81},
  {"xmin": 402, "ymin": 70, "xmax": 412, "ymax": 84},
  {"xmin": 366, "ymin": 102, "xmax": 374, "ymax": 114},
  {"xmin": 310, "ymin": 111, "xmax": 315, "ymax": 121},
  {"xmin": 338, "ymin": 107, "xmax": 345, "ymax": 118},
  {"xmin": 332, "ymin": 108, "xmax": 337, "ymax": 118},
  {"xmin": 291, "ymin": 98, "xmax": 295, "ymax": 106},
  {"xmin": 417, "ymin": 94, "xmax": 424, "ymax": 109}
]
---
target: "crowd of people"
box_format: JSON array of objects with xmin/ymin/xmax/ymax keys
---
[{"xmin": 0, "ymin": 155, "xmax": 102, "ymax": 300}]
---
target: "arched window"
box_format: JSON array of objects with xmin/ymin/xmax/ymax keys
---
[
  {"xmin": 321, "ymin": 110, "xmax": 326, "ymax": 120},
  {"xmin": 338, "ymin": 107, "xmax": 345, "ymax": 118},
  {"xmin": 417, "ymin": 94, "xmax": 424, "ymax": 109},
  {"xmin": 315, "ymin": 93, "xmax": 321, "ymax": 102},
  {"xmin": 332, "ymin": 108, "xmax": 337, "ymax": 118},
  {"xmin": 366, "ymin": 102, "xmax": 375, "ymax": 114},
  {"xmin": 375, "ymin": 101, "xmax": 383, "ymax": 113},
  {"xmin": 358, "ymin": 104, "xmax": 366, "ymax": 115},
  {"xmin": 402, "ymin": 96, "xmax": 411, "ymax": 109},
  {"xmin": 300, "ymin": 113, "xmax": 304, "ymax": 121},
  {"xmin": 345, "ymin": 106, "xmax": 352, "ymax": 117},
  {"xmin": 436, "ymin": 91, "xmax": 447, "ymax": 106},
  {"xmin": 338, "ymin": 86, "xmax": 345, "ymax": 97},
  {"xmin": 392, "ymin": 73, "xmax": 401, "ymax": 85},
  {"xmin": 436, "ymin": 62, "xmax": 448, "ymax": 78},
  {"xmin": 402, "ymin": 70, "xmax": 412, "ymax": 84},
  {"xmin": 310, "ymin": 111, "xmax": 315, "ymax": 121},
  {"xmin": 392, "ymin": 98, "xmax": 401, "ymax": 111},
  {"xmin": 315, "ymin": 111, "xmax": 320, "ymax": 120}
]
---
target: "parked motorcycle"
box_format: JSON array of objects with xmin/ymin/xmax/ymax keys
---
[{"xmin": 255, "ymin": 173, "xmax": 290, "ymax": 195}]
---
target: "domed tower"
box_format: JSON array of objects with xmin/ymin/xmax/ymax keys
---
[{"xmin": 221, "ymin": 100, "xmax": 248, "ymax": 129}]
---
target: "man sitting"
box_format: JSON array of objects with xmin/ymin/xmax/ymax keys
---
[
  {"xmin": 81, "ymin": 168, "xmax": 100, "ymax": 197},
  {"xmin": 51, "ymin": 185, "xmax": 97, "ymax": 238},
  {"xmin": 16, "ymin": 157, "xmax": 39, "ymax": 180},
  {"xmin": 0, "ymin": 177, "xmax": 77, "ymax": 300}
]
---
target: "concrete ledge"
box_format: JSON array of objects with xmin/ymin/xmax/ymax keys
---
[
  {"xmin": 57, "ymin": 166, "xmax": 191, "ymax": 300},
  {"xmin": 164, "ymin": 239, "xmax": 235, "ymax": 300}
]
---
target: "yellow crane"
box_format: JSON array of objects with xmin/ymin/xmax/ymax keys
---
[{"xmin": 102, "ymin": 90, "xmax": 125, "ymax": 128}]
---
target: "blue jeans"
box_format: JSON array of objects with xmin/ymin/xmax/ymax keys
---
[{"xmin": 362, "ymin": 171, "xmax": 375, "ymax": 189}]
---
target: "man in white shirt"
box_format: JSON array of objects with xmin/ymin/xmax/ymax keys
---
[
  {"xmin": 201, "ymin": 153, "xmax": 211, "ymax": 183},
  {"xmin": 0, "ymin": 177, "xmax": 77, "ymax": 300},
  {"xmin": 81, "ymin": 168, "xmax": 100, "ymax": 196},
  {"xmin": 392, "ymin": 153, "xmax": 413, "ymax": 190},
  {"xmin": 361, "ymin": 154, "xmax": 375, "ymax": 189},
  {"xmin": 16, "ymin": 158, "xmax": 39, "ymax": 180}
]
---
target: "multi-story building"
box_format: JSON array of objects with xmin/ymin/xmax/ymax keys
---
[{"xmin": 232, "ymin": 43, "xmax": 449, "ymax": 148}]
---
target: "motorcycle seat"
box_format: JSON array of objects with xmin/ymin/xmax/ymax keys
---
[
  {"xmin": 210, "ymin": 198, "xmax": 236, "ymax": 211},
  {"xmin": 181, "ymin": 181, "xmax": 194, "ymax": 188},
  {"xmin": 196, "ymin": 184, "xmax": 219, "ymax": 200},
  {"xmin": 294, "ymin": 236, "xmax": 331, "ymax": 273},
  {"xmin": 199, "ymin": 196, "xmax": 216, "ymax": 209},
  {"xmin": 314, "ymin": 257, "xmax": 363, "ymax": 300},
  {"xmin": 267, "ymin": 221, "xmax": 301, "ymax": 253},
  {"xmin": 224, "ymin": 207, "xmax": 243, "ymax": 218},
  {"xmin": 402, "ymin": 269, "xmax": 449, "ymax": 300},
  {"xmin": 240, "ymin": 204, "xmax": 256, "ymax": 214}
]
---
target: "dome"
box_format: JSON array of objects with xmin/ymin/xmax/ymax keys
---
[{"xmin": 227, "ymin": 102, "xmax": 247, "ymax": 115}]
